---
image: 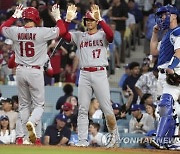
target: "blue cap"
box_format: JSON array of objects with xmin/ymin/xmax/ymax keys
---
[
  {"xmin": 131, "ymin": 104, "xmax": 141, "ymax": 111},
  {"xmin": 56, "ymin": 113, "xmax": 67, "ymax": 123},
  {"xmin": 0, "ymin": 115, "xmax": 9, "ymax": 121},
  {"xmin": 112, "ymin": 103, "xmax": 121, "ymax": 110}
]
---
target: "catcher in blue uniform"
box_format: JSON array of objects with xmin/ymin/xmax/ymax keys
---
[{"xmin": 150, "ymin": 4, "xmax": 180, "ymax": 150}]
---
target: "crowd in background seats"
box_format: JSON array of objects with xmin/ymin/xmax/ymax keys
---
[{"xmin": 0, "ymin": 0, "xmax": 180, "ymax": 148}]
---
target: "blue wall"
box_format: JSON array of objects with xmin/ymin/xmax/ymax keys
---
[{"xmin": 0, "ymin": 85, "xmax": 124, "ymax": 114}]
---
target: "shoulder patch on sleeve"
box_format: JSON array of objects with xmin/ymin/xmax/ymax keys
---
[{"xmin": 172, "ymin": 27, "xmax": 180, "ymax": 36}]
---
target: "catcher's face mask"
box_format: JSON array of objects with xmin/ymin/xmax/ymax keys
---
[{"xmin": 155, "ymin": 7, "xmax": 170, "ymax": 30}]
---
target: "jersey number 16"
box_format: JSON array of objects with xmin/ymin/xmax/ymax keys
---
[{"xmin": 20, "ymin": 42, "xmax": 35, "ymax": 57}]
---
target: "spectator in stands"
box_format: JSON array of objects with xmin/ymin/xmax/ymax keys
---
[
  {"xmin": 112, "ymin": 103, "xmax": 126, "ymax": 120},
  {"xmin": 135, "ymin": 65, "xmax": 158, "ymax": 102},
  {"xmin": 28, "ymin": 0, "xmax": 39, "ymax": 9},
  {"xmin": 122, "ymin": 61, "xmax": 140, "ymax": 104},
  {"xmin": 44, "ymin": 113, "xmax": 71, "ymax": 145},
  {"xmin": 62, "ymin": 102, "xmax": 77, "ymax": 131},
  {"xmin": 140, "ymin": 57, "xmax": 151, "ymax": 75},
  {"xmin": 0, "ymin": 98, "xmax": 18, "ymax": 130},
  {"xmin": 129, "ymin": 104, "xmax": 155, "ymax": 134},
  {"xmin": 68, "ymin": 124, "xmax": 79, "ymax": 146},
  {"xmin": 145, "ymin": 104, "xmax": 158, "ymax": 121},
  {"xmin": 89, "ymin": 122, "xmax": 104, "ymax": 147},
  {"xmin": 109, "ymin": 21, "xmax": 122, "ymax": 69},
  {"xmin": 118, "ymin": 64, "xmax": 131, "ymax": 88},
  {"xmin": 39, "ymin": 0, "xmax": 56, "ymax": 27},
  {"xmin": 89, "ymin": 98, "xmax": 103, "ymax": 119},
  {"xmin": 108, "ymin": 0, "xmax": 128, "ymax": 63},
  {"xmin": 56, "ymin": 84, "xmax": 73, "ymax": 112},
  {"xmin": 0, "ymin": 51, "xmax": 12, "ymax": 84},
  {"xmin": 11, "ymin": 95, "xmax": 18, "ymax": 112},
  {"xmin": 0, "ymin": 115, "xmax": 16, "ymax": 144},
  {"xmin": 66, "ymin": 95, "xmax": 78, "ymax": 116}
]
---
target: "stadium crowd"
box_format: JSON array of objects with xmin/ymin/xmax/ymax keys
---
[{"xmin": 0, "ymin": 0, "xmax": 180, "ymax": 150}]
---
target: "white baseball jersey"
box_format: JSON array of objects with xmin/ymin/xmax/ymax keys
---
[
  {"xmin": 70, "ymin": 30, "xmax": 109, "ymax": 68},
  {"xmin": 2, "ymin": 27, "xmax": 59, "ymax": 66}
]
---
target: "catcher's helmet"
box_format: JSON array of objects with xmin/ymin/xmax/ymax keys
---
[
  {"xmin": 83, "ymin": 11, "xmax": 95, "ymax": 26},
  {"xmin": 155, "ymin": 5, "xmax": 178, "ymax": 30},
  {"xmin": 22, "ymin": 7, "xmax": 40, "ymax": 25}
]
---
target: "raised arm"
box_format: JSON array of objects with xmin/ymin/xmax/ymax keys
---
[
  {"xmin": 150, "ymin": 25, "xmax": 159, "ymax": 56},
  {"xmin": 51, "ymin": 4, "xmax": 66, "ymax": 37},
  {"xmin": 0, "ymin": 4, "xmax": 23, "ymax": 33},
  {"xmin": 91, "ymin": 4, "xmax": 114, "ymax": 43},
  {"xmin": 60, "ymin": 4, "xmax": 77, "ymax": 42}
]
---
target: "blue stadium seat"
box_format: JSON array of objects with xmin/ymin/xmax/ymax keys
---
[{"xmin": 117, "ymin": 119, "xmax": 130, "ymax": 128}]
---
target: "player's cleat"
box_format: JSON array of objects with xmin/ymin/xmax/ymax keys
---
[
  {"xmin": 35, "ymin": 138, "xmax": 42, "ymax": 146},
  {"xmin": 168, "ymin": 140, "xmax": 180, "ymax": 150},
  {"xmin": 105, "ymin": 132, "xmax": 119, "ymax": 148},
  {"xmin": 23, "ymin": 139, "xmax": 32, "ymax": 145},
  {"xmin": 16, "ymin": 137, "xmax": 23, "ymax": 145},
  {"xmin": 26, "ymin": 121, "xmax": 37, "ymax": 144},
  {"xmin": 75, "ymin": 140, "xmax": 89, "ymax": 147}
]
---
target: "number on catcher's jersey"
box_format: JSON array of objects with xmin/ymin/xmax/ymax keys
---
[{"xmin": 20, "ymin": 41, "xmax": 35, "ymax": 57}]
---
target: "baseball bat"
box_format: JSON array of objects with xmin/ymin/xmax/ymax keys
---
[{"xmin": 44, "ymin": 37, "xmax": 65, "ymax": 71}]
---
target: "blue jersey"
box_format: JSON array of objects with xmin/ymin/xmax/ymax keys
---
[{"xmin": 158, "ymin": 27, "xmax": 180, "ymax": 66}]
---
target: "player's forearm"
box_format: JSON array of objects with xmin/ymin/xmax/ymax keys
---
[
  {"xmin": 0, "ymin": 17, "xmax": 16, "ymax": 33},
  {"xmin": 56, "ymin": 19, "xmax": 67, "ymax": 37},
  {"xmin": 72, "ymin": 56, "xmax": 79, "ymax": 73},
  {"xmin": 62, "ymin": 21, "xmax": 71, "ymax": 42},
  {"xmin": 99, "ymin": 20, "xmax": 114, "ymax": 43},
  {"xmin": 150, "ymin": 32, "xmax": 159, "ymax": 56}
]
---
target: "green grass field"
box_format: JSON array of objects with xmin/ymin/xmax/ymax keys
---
[{"xmin": 0, "ymin": 145, "xmax": 178, "ymax": 154}]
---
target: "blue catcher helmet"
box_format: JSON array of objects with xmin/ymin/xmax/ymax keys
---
[{"xmin": 155, "ymin": 5, "xmax": 179, "ymax": 30}]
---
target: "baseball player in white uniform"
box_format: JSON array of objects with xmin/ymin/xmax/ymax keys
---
[
  {"xmin": 63, "ymin": 5, "xmax": 119, "ymax": 147},
  {"xmin": 0, "ymin": 4, "xmax": 66, "ymax": 144}
]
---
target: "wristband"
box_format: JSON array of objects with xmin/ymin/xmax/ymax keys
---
[{"xmin": 168, "ymin": 56, "xmax": 180, "ymax": 69}]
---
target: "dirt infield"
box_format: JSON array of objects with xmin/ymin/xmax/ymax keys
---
[{"xmin": 0, "ymin": 145, "xmax": 180, "ymax": 154}]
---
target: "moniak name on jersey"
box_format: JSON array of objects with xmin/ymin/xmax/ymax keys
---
[{"xmin": 18, "ymin": 33, "xmax": 36, "ymax": 40}]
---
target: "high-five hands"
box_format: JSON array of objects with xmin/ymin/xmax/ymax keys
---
[
  {"xmin": 66, "ymin": 4, "xmax": 77, "ymax": 22},
  {"xmin": 12, "ymin": 4, "xmax": 24, "ymax": 18},
  {"xmin": 51, "ymin": 4, "xmax": 61, "ymax": 21},
  {"xmin": 91, "ymin": 4, "xmax": 102, "ymax": 21}
]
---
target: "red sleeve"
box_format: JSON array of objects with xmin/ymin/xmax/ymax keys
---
[
  {"xmin": 8, "ymin": 54, "xmax": 16, "ymax": 68},
  {"xmin": 99, "ymin": 20, "xmax": 114, "ymax": 43},
  {"xmin": 61, "ymin": 21, "xmax": 71, "ymax": 43},
  {"xmin": 56, "ymin": 19, "xmax": 67, "ymax": 37},
  {"xmin": 0, "ymin": 17, "xmax": 16, "ymax": 33}
]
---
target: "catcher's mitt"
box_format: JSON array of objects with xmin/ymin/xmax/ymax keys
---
[{"xmin": 166, "ymin": 73, "xmax": 180, "ymax": 86}]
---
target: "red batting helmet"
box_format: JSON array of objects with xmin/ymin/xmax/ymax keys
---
[
  {"xmin": 83, "ymin": 11, "xmax": 95, "ymax": 26},
  {"xmin": 22, "ymin": 7, "xmax": 40, "ymax": 25}
]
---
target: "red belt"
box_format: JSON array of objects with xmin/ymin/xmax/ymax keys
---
[
  {"xmin": 81, "ymin": 67, "xmax": 105, "ymax": 72},
  {"xmin": 18, "ymin": 64, "xmax": 41, "ymax": 69}
]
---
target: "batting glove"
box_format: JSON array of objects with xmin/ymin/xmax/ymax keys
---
[
  {"xmin": 12, "ymin": 4, "xmax": 24, "ymax": 18},
  {"xmin": 65, "ymin": 4, "xmax": 77, "ymax": 22},
  {"xmin": 51, "ymin": 4, "xmax": 61, "ymax": 21},
  {"xmin": 91, "ymin": 4, "xmax": 102, "ymax": 21}
]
